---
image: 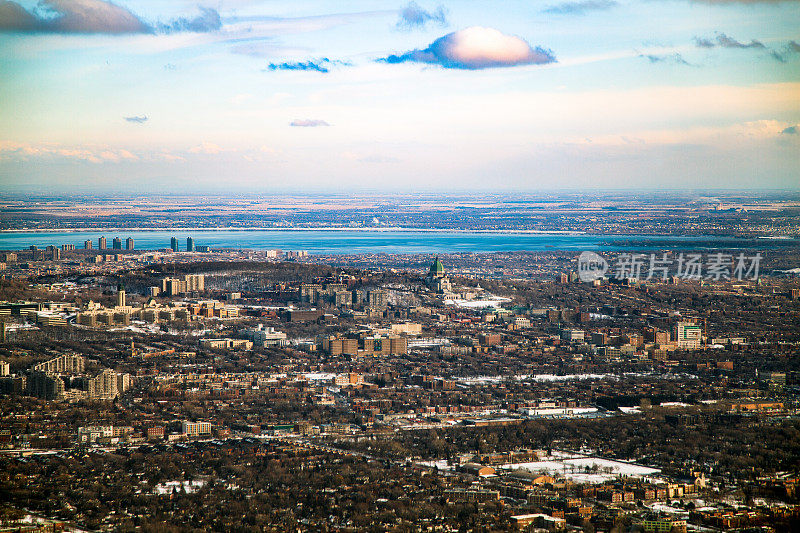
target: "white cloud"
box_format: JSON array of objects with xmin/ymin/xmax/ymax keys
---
[
  {"xmin": 396, "ymin": 2, "xmax": 447, "ymax": 30},
  {"xmin": 290, "ymin": 119, "xmax": 330, "ymax": 127},
  {"xmin": 381, "ymin": 26, "xmax": 556, "ymax": 69},
  {"xmin": 565, "ymin": 119, "xmax": 798, "ymax": 147},
  {"xmin": 0, "ymin": 141, "xmax": 146, "ymax": 163},
  {"xmin": 0, "ymin": 0, "xmax": 225, "ymax": 35},
  {"xmin": 188, "ymin": 141, "xmax": 223, "ymax": 154}
]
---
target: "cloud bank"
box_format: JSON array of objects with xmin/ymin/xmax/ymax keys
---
[
  {"xmin": 695, "ymin": 33, "xmax": 800, "ymax": 61},
  {"xmin": 155, "ymin": 7, "xmax": 221, "ymax": 34},
  {"xmin": 0, "ymin": 0, "xmax": 220, "ymax": 34},
  {"xmin": 770, "ymin": 40, "xmax": 800, "ymax": 62},
  {"xmin": 695, "ymin": 33, "xmax": 765, "ymax": 49},
  {"xmin": 543, "ymin": 0, "xmax": 618, "ymax": 15},
  {"xmin": 290, "ymin": 119, "xmax": 330, "ymax": 127},
  {"xmin": 691, "ymin": 0, "xmax": 796, "ymax": 3},
  {"xmin": 380, "ymin": 26, "xmax": 556, "ymax": 69},
  {"xmin": 267, "ymin": 58, "xmax": 350, "ymax": 73},
  {"xmin": 396, "ymin": 2, "xmax": 447, "ymax": 30},
  {"xmin": 123, "ymin": 115, "xmax": 148, "ymax": 123},
  {"xmin": 0, "ymin": 140, "xmax": 139, "ymax": 163},
  {"xmin": 640, "ymin": 53, "xmax": 691, "ymax": 66}
]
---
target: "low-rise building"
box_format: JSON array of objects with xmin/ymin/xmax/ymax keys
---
[
  {"xmin": 242, "ymin": 325, "xmax": 288, "ymax": 347},
  {"xmin": 199, "ymin": 338, "xmax": 253, "ymax": 350},
  {"xmin": 182, "ymin": 421, "xmax": 212, "ymax": 437},
  {"xmin": 511, "ymin": 514, "xmax": 566, "ymax": 530},
  {"xmin": 561, "ymin": 329, "xmax": 585, "ymax": 343}
]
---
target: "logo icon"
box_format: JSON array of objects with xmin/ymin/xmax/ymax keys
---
[{"xmin": 578, "ymin": 251, "xmax": 608, "ymax": 282}]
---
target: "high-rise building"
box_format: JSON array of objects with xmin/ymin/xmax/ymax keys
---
[
  {"xmin": 125, "ymin": 237, "xmax": 134, "ymax": 250},
  {"xmin": 286, "ymin": 250, "xmax": 308, "ymax": 260},
  {"xmin": 61, "ymin": 244, "xmax": 75, "ymax": 251},
  {"xmin": 33, "ymin": 355, "xmax": 85, "ymax": 373},
  {"xmin": 367, "ymin": 289, "xmax": 388, "ymax": 309},
  {"xmin": 117, "ymin": 372, "xmax": 131, "ymax": 393},
  {"xmin": 335, "ymin": 291, "xmax": 353, "ymax": 307},
  {"xmin": 186, "ymin": 237, "xmax": 194, "ymax": 252},
  {"xmin": 185, "ymin": 274, "xmax": 204, "ymax": 292},
  {"xmin": 161, "ymin": 278, "xmax": 182, "ymax": 296},
  {"xmin": 112, "ymin": 237, "xmax": 122, "ymax": 250},
  {"xmin": 644, "ymin": 327, "xmax": 670, "ymax": 345},
  {"xmin": 674, "ymin": 321, "xmax": 702, "ymax": 349},
  {"xmin": 160, "ymin": 274, "xmax": 205, "ymax": 296},
  {"xmin": 27, "ymin": 371, "xmax": 64, "ymax": 400},
  {"xmin": 84, "ymin": 240, "xmax": 93, "ymax": 250},
  {"xmin": 116, "ymin": 284, "xmax": 126, "ymax": 308},
  {"xmin": 170, "ymin": 237, "xmax": 179, "ymax": 252},
  {"xmin": 87, "ymin": 369, "xmax": 119, "ymax": 400},
  {"xmin": 98, "ymin": 236, "xmax": 107, "ymax": 250}
]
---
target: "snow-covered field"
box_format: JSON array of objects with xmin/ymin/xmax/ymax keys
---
[
  {"xmin": 444, "ymin": 296, "xmax": 511, "ymax": 309},
  {"xmin": 456, "ymin": 372, "xmax": 698, "ymax": 385},
  {"xmin": 648, "ymin": 502, "xmax": 690, "ymax": 517},
  {"xmin": 417, "ymin": 459, "xmax": 452, "ymax": 470},
  {"xmin": 153, "ymin": 480, "xmax": 206, "ymax": 495},
  {"xmin": 303, "ymin": 372, "xmax": 337, "ymax": 381},
  {"xmin": 456, "ymin": 373, "xmax": 615, "ymax": 385},
  {"xmin": 503, "ymin": 453, "xmax": 660, "ymax": 484}
]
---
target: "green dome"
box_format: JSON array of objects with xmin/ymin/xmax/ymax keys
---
[{"xmin": 429, "ymin": 257, "xmax": 444, "ymax": 277}]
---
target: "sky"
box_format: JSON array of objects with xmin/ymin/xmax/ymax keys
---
[{"xmin": 0, "ymin": 0, "xmax": 798, "ymax": 194}]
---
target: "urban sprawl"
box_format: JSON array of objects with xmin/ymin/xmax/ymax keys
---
[{"xmin": 0, "ymin": 236, "xmax": 799, "ymax": 532}]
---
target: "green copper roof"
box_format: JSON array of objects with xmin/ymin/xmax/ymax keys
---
[{"xmin": 430, "ymin": 257, "xmax": 444, "ymax": 276}]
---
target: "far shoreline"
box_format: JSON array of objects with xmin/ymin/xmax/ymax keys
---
[{"xmin": 0, "ymin": 227, "xmax": 589, "ymax": 235}]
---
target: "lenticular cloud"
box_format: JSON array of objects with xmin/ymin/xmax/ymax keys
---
[{"xmin": 382, "ymin": 26, "xmax": 556, "ymax": 69}]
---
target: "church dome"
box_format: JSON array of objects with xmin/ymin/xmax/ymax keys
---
[{"xmin": 429, "ymin": 257, "xmax": 445, "ymax": 278}]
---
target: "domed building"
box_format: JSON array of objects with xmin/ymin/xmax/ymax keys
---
[
  {"xmin": 429, "ymin": 257, "xmax": 444, "ymax": 278},
  {"xmin": 425, "ymin": 256, "xmax": 452, "ymax": 293}
]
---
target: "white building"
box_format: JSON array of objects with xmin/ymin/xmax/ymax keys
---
[
  {"xmin": 674, "ymin": 321, "xmax": 702, "ymax": 349},
  {"xmin": 242, "ymin": 325, "xmax": 288, "ymax": 347},
  {"xmin": 78, "ymin": 425, "xmax": 114, "ymax": 443},
  {"xmin": 182, "ymin": 421, "xmax": 212, "ymax": 437},
  {"xmin": 390, "ymin": 323, "xmax": 422, "ymax": 336},
  {"xmin": 561, "ymin": 329, "xmax": 585, "ymax": 343},
  {"xmin": 514, "ymin": 317, "xmax": 531, "ymax": 328}
]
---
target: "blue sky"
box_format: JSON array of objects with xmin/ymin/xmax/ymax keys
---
[{"xmin": 0, "ymin": 0, "xmax": 798, "ymax": 193}]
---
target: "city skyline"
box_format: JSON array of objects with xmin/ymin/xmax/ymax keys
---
[{"xmin": 1, "ymin": 0, "xmax": 798, "ymax": 193}]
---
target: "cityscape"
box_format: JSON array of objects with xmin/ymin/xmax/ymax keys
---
[
  {"xmin": 1, "ymin": 0, "xmax": 799, "ymax": 532},
  {"xmin": 0, "ymin": 210, "xmax": 799, "ymax": 532}
]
